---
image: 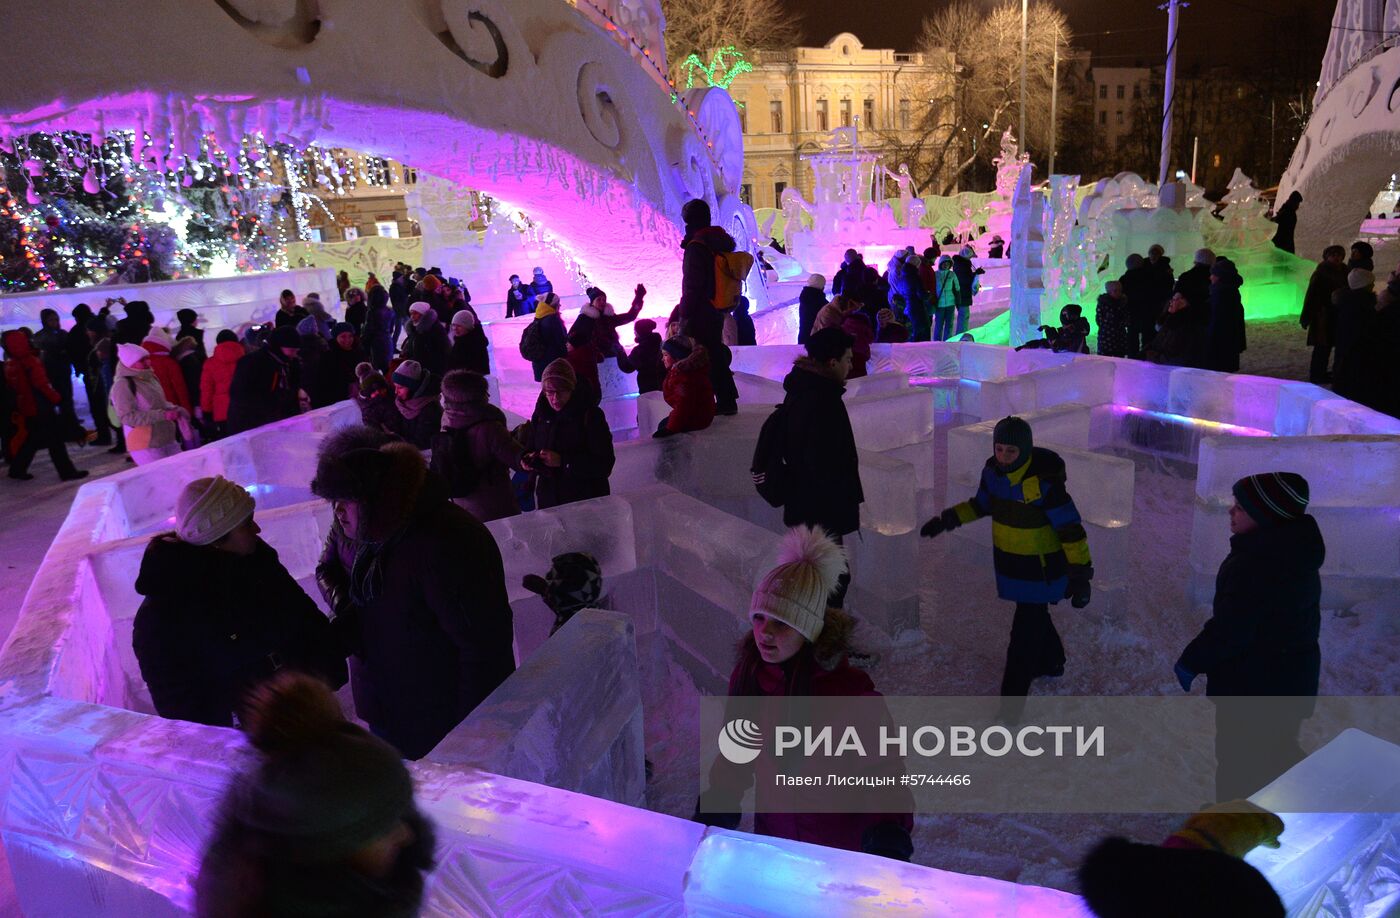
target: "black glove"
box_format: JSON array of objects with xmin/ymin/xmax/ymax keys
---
[
  {"xmin": 1067, "ymin": 565, "xmax": 1093, "ymax": 609},
  {"xmin": 691, "ymin": 797, "xmax": 741, "ymax": 831},
  {"xmin": 861, "ymin": 821, "xmax": 914, "ymax": 861},
  {"xmin": 919, "ymin": 508, "xmax": 961, "ymax": 539}
]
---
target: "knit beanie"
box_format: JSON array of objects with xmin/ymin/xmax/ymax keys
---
[
  {"xmin": 1210, "ymin": 257, "xmax": 1237, "ymax": 280},
  {"xmin": 1078, "ymin": 837, "xmax": 1284, "ymax": 918},
  {"xmin": 662, "ymin": 335, "xmax": 693, "ymax": 361},
  {"xmin": 1195, "ymin": 248, "xmax": 1216, "ymax": 266},
  {"xmin": 331, "ymin": 322, "xmax": 355, "ymax": 337},
  {"xmin": 235, "ymin": 672, "xmax": 416, "ymax": 863},
  {"xmin": 392, "ymin": 360, "xmax": 424, "ymax": 389},
  {"xmin": 1060, "ymin": 304, "xmax": 1083, "ymax": 324},
  {"xmin": 1232, "ymin": 472, "xmax": 1309, "ymax": 526},
  {"xmin": 634, "ymin": 318, "xmax": 657, "ymax": 335},
  {"xmin": 449, "ymin": 309, "xmax": 476, "ymax": 331},
  {"xmin": 408, "ymin": 300, "xmax": 431, "ymax": 317},
  {"xmin": 440, "ymin": 369, "xmax": 489, "ymax": 407},
  {"xmin": 1348, "ymin": 268, "xmax": 1375, "ymax": 291},
  {"xmin": 993, "ymin": 416, "xmax": 1033, "ymax": 470},
  {"xmin": 143, "ymin": 326, "xmax": 174, "ymax": 350},
  {"xmin": 682, "ymin": 198, "xmax": 712, "ymax": 229},
  {"xmin": 750, "ymin": 527, "xmax": 849, "ymax": 643},
  {"xmin": 176, "ymin": 308, "xmax": 198, "ymax": 326},
  {"xmin": 176, "ymin": 476, "xmax": 255, "ymax": 546},
  {"xmin": 117, "ymin": 342, "xmax": 149, "ymax": 368},
  {"xmin": 806, "ymin": 273, "xmax": 826, "ymax": 290},
  {"xmin": 522, "ymin": 552, "xmax": 603, "ymax": 618},
  {"xmin": 303, "ymin": 293, "xmax": 327, "ymax": 316},
  {"xmin": 295, "ymin": 315, "xmax": 324, "ymax": 339},
  {"xmin": 541, "ymin": 358, "xmax": 576, "ymax": 391}
]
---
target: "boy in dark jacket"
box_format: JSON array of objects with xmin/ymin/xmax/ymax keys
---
[
  {"xmin": 775, "ymin": 327, "xmax": 862, "ymax": 607},
  {"xmin": 1176, "ymin": 472, "xmax": 1323, "ymax": 801},
  {"xmin": 133, "ymin": 476, "xmax": 347, "ymax": 727},
  {"xmin": 629, "ymin": 318, "xmax": 666, "ymax": 393},
  {"xmin": 431, "ymin": 369, "xmax": 525, "ymax": 523},
  {"xmin": 525, "ymin": 294, "xmax": 569, "ymax": 382},
  {"xmin": 921, "ymin": 417, "xmax": 1092, "ymax": 705},
  {"xmin": 654, "ymin": 336, "xmax": 715, "ymax": 437},
  {"xmin": 523, "ymin": 359, "xmax": 615, "ymax": 509},
  {"xmin": 679, "ymin": 198, "xmax": 739, "ymax": 414},
  {"xmin": 313, "ymin": 427, "xmax": 516, "ymax": 760}
]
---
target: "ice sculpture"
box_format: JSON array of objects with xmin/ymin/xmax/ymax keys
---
[
  {"xmin": 985, "ymin": 128, "xmax": 1031, "ymax": 246},
  {"xmin": 1210, "ymin": 168, "xmax": 1276, "ymax": 252},
  {"xmin": 780, "ymin": 122, "xmax": 930, "ymax": 276},
  {"xmin": 1008, "ymin": 164, "xmax": 1047, "ymax": 346}
]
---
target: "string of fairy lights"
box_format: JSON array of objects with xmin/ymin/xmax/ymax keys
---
[{"xmin": 0, "ymin": 128, "xmax": 417, "ymax": 292}]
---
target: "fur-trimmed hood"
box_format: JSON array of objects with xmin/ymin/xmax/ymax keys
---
[
  {"xmin": 311, "ymin": 427, "xmax": 430, "ymax": 542},
  {"xmin": 672, "ymin": 342, "xmax": 709, "ymax": 375}
]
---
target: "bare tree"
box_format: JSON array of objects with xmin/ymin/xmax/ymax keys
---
[
  {"xmin": 659, "ymin": 0, "xmax": 800, "ymax": 72},
  {"xmin": 898, "ymin": 0, "xmax": 1071, "ymax": 194}
]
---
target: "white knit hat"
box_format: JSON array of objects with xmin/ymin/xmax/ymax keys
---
[
  {"xmin": 176, "ymin": 476, "xmax": 256, "ymax": 546},
  {"xmin": 142, "ymin": 326, "xmax": 173, "ymax": 350},
  {"xmin": 116, "ymin": 343, "xmax": 150, "ymax": 368},
  {"xmin": 750, "ymin": 527, "xmax": 848, "ymax": 642}
]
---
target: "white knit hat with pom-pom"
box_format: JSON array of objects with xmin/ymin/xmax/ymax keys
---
[{"xmin": 750, "ymin": 526, "xmax": 848, "ymax": 642}]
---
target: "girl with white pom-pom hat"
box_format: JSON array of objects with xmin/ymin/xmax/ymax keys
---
[{"xmin": 693, "ymin": 526, "xmax": 915, "ymax": 860}]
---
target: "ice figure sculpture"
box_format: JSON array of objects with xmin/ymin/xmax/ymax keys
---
[
  {"xmin": 1008, "ymin": 165, "xmax": 1047, "ymax": 346},
  {"xmin": 1211, "ymin": 168, "xmax": 1276, "ymax": 252},
  {"xmin": 781, "ymin": 122, "xmax": 930, "ymax": 275},
  {"xmin": 1042, "ymin": 174, "xmax": 1082, "ymax": 312},
  {"xmin": 985, "ymin": 128, "xmax": 1031, "ymax": 247}
]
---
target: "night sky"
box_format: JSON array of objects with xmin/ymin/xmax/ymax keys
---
[{"xmin": 783, "ymin": 0, "xmax": 1332, "ymax": 73}]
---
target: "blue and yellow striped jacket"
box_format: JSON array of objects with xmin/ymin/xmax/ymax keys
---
[{"xmin": 951, "ymin": 447, "xmax": 1092, "ymax": 604}]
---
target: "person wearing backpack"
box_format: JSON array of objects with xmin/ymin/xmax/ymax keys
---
[
  {"xmin": 521, "ymin": 293, "xmax": 568, "ymax": 382},
  {"xmin": 678, "ymin": 198, "xmax": 742, "ymax": 415},
  {"xmin": 755, "ymin": 327, "xmax": 862, "ymax": 608},
  {"xmin": 430, "ymin": 370, "xmax": 526, "ymax": 522}
]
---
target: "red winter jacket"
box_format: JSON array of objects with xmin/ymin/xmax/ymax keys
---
[
  {"xmin": 662, "ymin": 345, "xmax": 715, "ymax": 434},
  {"xmin": 716, "ymin": 652, "xmax": 915, "ymax": 854},
  {"xmin": 2, "ymin": 330, "xmax": 62, "ymax": 458},
  {"xmin": 840, "ymin": 312, "xmax": 875, "ymax": 378},
  {"xmin": 200, "ymin": 340, "xmax": 244, "ymax": 423},
  {"xmin": 143, "ymin": 340, "xmax": 193, "ymax": 413}
]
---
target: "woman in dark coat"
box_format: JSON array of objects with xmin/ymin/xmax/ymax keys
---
[
  {"xmin": 400, "ymin": 303, "xmax": 449, "ymax": 379},
  {"xmin": 696, "ymin": 527, "xmax": 914, "ymax": 859},
  {"xmin": 446, "ymin": 307, "xmax": 491, "ymax": 376},
  {"xmin": 1331, "ymin": 268, "xmax": 1376, "ymax": 401},
  {"xmin": 313, "ymin": 427, "xmax": 516, "ymax": 760},
  {"xmin": 1299, "ymin": 246, "xmax": 1348, "ymax": 384},
  {"xmin": 309, "ymin": 323, "xmax": 368, "ymax": 408},
  {"xmin": 390, "ymin": 360, "xmax": 442, "ymax": 450},
  {"xmin": 523, "ymin": 358, "xmax": 615, "ymax": 509},
  {"xmin": 430, "ymin": 370, "xmax": 525, "ymax": 522},
  {"xmin": 628, "ymin": 318, "xmax": 666, "ymax": 393},
  {"xmin": 1176, "ymin": 472, "xmax": 1323, "ymax": 801},
  {"xmin": 1204, "ymin": 258, "xmax": 1246, "ymax": 373},
  {"xmin": 132, "ymin": 476, "xmax": 347, "ymax": 728},
  {"xmin": 526, "ymin": 294, "xmax": 570, "ymax": 382},
  {"xmin": 1271, "ymin": 191, "xmax": 1302, "ymax": 254},
  {"xmin": 363, "ymin": 285, "xmax": 395, "ymax": 372},
  {"xmin": 798, "ymin": 274, "xmax": 827, "ymax": 345}
]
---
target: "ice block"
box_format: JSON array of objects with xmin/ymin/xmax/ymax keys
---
[
  {"xmin": 1167, "ymin": 369, "xmax": 1283, "ymax": 432},
  {"xmin": 1196, "ymin": 435, "xmax": 1400, "ymax": 506},
  {"xmin": 847, "ymin": 389, "xmax": 936, "ymax": 451},
  {"xmin": 858, "ymin": 448, "xmax": 918, "ymax": 536}
]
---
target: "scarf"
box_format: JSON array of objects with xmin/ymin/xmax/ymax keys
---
[{"xmin": 397, "ymin": 392, "xmax": 435, "ymax": 420}]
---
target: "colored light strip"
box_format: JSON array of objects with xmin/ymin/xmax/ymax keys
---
[{"xmin": 1114, "ymin": 404, "xmax": 1272, "ymax": 437}]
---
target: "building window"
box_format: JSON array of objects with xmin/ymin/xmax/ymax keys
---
[
  {"xmin": 739, "ymin": 106, "xmax": 747, "ymax": 133},
  {"xmin": 774, "ymin": 181, "xmax": 787, "ymax": 204},
  {"xmin": 343, "ymin": 226, "xmax": 359, "ymax": 241},
  {"xmin": 863, "ymin": 98, "xmax": 875, "ymax": 128},
  {"xmin": 839, "ymin": 98, "xmax": 852, "ymax": 128},
  {"xmin": 375, "ymin": 220, "xmax": 399, "ymax": 238},
  {"xmin": 1213, "ymin": 153, "xmax": 1222, "ymax": 168},
  {"xmin": 1098, "ymin": 84, "xmax": 1107, "ymax": 99},
  {"xmin": 307, "ymin": 227, "xmax": 324, "ymax": 243},
  {"xmin": 1116, "ymin": 85, "xmax": 1125, "ymax": 99},
  {"xmin": 740, "ymin": 184, "xmax": 753, "ymax": 206},
  {"xmin": 770, "ymin": 100, "xmax": 783, "ymax": 133},
  {"xmin": 363, "ymin": 156, "xmax": 391, "ymax": 185},
  {"xmin": 1132, "ymin": 84, "xmax": 1141, "ymax": 100},
  {"xmin": 402, "ymin": 166, "xmax": 418, "ymax": 184},
  {"xmin": 899, "ymin": 98, "xmax": 911, "ymax": 130},
  {"xmin": 816, "ymin": 98, "xmax": 829, "ymax": 132},
  {"xmin": 1116, "ymin": 110, "xmax": 1124, "ymax": 125},
  {"xmin": 1098, "ymin": 110, "xmax": 1107, "ymax": 126}
]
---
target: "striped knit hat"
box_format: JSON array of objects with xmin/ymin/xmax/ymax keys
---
[{"xmin": 1232, "ymin": 472, "xmax": 1309, "ymax": 527}]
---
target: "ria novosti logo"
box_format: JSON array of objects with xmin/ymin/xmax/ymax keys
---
[{"xmin": 717, "ymin": 718, "xmax": 763, "ymax": 764}]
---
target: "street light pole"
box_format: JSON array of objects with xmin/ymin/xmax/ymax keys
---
[
  {"xmin": 1020, "ymin": 0, "xmax": 1029, "ymax": 153},
  {"xmin": 1158, "ymin": 0, "xmax": 1187, "ymax": 187},
  {"xmin": 1048, "ymin": 31, "xmax": 1060, "ymax": 177}
]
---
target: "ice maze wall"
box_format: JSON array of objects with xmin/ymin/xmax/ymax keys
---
[{"xmin": 4, "ymin": 337, "xmax": 1400, "ymax": 914}]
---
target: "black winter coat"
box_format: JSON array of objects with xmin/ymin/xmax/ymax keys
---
[
  {"xmin": 310, "ymin": 342, "xmax": 367, "ymax": 408},
  {"xmin": 779, "ymin": 358, "xmax": 863, "ymax": 536},
  {"xmin": 1120, "ymin": 264, "xmax": 1158, "ymax": 325},
  {"xmin": 316, "ymin": 465, "xmax": 516, "ymax": 760},
  {"xmin": 798, "ymin": 287, "xmax": 827, "ymax": 345},
  {"xmin": 1174, "ymin": 264, "xmax": 1213, "ymax": 326},
  {"xmin": 401, "ymin": 315, "xmax": 449, "ymax": 378},
  {"xmin": 527, "ymin": 391, "xmax": 615, "ymax": 509},
  {"xmin": 1148, "ymin": 256, "xmax": 1176, "ymax": 308},
  {"xmin": 446, "ymin": 327, "xmax": 491, "ymax": 376},
  {"xmin": 430, "ymin": 401, "xmax": 524, "ymax": 523},
  {"xmin": 1179, "ymin": 516, "xmax": 1324, "ymax": 698},
  {"xmin": 132, "ymin": 536, "xmax": 347, "ymax": 727},
  {"xmin": 1332, "ymin": 287, "xmax": 1377, "ymax": 401},
  {"xmin": 680, "ymin": 225, "xmax": 737, "ymax": 330},
  {"xmin": 1300, "ymin": 262, "xmax": 1348, "ymax": 348},
  {"xmin": 1205, "ymin": 277, "xmax": 1247, "ymax": 372},
  {"xmin": 226, "ymin": 347, "xmax": 301, "ymax": 434},
  {"xmin": 529, "ymin": 312, "xmax": 569, "ymax": 382},
  {"xmin": 1095, "ymin": 293, "xmax": 1130, "ymax": 358},
  {"xmin": 629, "ymin": 333, "xmax": 665, "ymax": 393}
]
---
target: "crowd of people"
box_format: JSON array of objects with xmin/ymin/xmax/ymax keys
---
[{"xmin": 0, "ymin": 194, "xmax": 1352, "ymax": 915}]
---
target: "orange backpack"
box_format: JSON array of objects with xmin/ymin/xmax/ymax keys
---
[{"xmin": 711, "ymin": 251, "xmax": 756, "ymax": 311}]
